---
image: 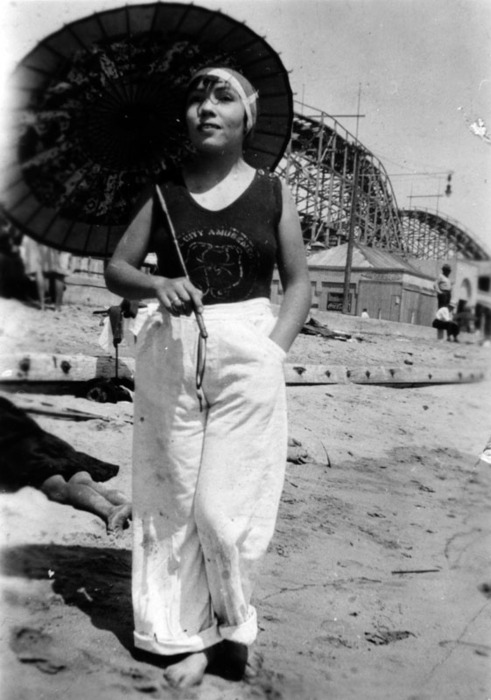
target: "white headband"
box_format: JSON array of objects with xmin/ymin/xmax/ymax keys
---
[{"xmin": 201, "ymin": 68, "xmax": 258, "ymax": 132}]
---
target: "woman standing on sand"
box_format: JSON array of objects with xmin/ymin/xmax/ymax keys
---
[{"xmin": 104, "ymin": 66, "xmax": 311, "ymax": 689}]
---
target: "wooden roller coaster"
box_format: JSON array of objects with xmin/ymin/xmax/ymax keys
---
[{"xmin": 277, "ymin": 102, "xmax": 490, "ymax": 262}]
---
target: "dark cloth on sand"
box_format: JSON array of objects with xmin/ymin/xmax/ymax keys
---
[{"xmin": 0, "ymin": 396, "xmax": 118, "ymax": 490}]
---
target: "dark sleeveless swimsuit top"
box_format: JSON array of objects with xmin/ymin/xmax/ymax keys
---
[{"xmin": 149, "ymin": 169, "xmax": 283, "ymax": 305}]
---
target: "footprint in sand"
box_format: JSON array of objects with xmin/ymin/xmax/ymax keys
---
[
  {"xmin": 119, "ymin": 667, "xmax": 162, "ymax": 693},
  {"xmin": 10, "ymin": 626, "xmax": 66, "ymax": 674}
]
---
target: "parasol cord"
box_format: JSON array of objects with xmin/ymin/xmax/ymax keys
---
[{"xmin": 155, "ymin": 184, "xmax": 208, "ymax": 408}]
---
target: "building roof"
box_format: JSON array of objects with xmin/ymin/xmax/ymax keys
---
[{"xmin": 307, "ymin": 243, "xmax": 431, "ymax": 277}]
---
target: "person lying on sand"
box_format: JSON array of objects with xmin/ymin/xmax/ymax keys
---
[
  {"xmin": 0, "ymin": 396, "xmax": 131, "ymax": 533},
  {"xmin": 40, "ymin": 471, "xmax": 131, "ymax": 533}
]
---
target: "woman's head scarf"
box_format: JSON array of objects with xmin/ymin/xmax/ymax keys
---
[{"xmin": 186, "ymin": 67, "xmax": 259, "ymax": 134}]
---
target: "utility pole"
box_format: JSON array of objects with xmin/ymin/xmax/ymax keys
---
[
  {"xmin": 355, "ymin": 83, "xmax": 362, "ymax": 140},
  {"xmin": 342, "ymin": 149, "xmax": 360, "ymax": 314},
  {"xmin": 311, "ymin": 112, "xmax": 324, "ymax": 241},
  {"xmin": 342, "ymin": 84, "xmax": 362, "ymax": 315}
]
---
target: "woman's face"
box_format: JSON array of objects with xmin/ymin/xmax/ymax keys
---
[{"xmin": 185, "ymin": 78, "xmax": 247, "ymax": 153}]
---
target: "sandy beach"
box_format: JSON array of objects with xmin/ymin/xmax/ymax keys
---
[{"xmin": 0, "ymin": 297, "xmax": 490, "ymax": 700}]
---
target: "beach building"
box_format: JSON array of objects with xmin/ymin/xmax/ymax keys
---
[{"xmin": 272, "ymin": 243, "xmax": 435, "ymax": 325}]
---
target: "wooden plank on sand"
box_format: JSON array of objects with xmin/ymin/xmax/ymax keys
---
[
  {"xmin": 0, "ymin": 353, "xmax": 135, "ymax": 383},
  {"xmin": 347, "ymin": 366, "xmax": 486, "ymax": 385},
  {"xmin": 285, "ymin": 364, "xmax": 485, "ymax": 385},
  {"xmin": 285, "ymin": 364, "xmax": 349, "ymax": 384},
  {"xmin": 0, "ymin": 354, "xmax": 485, "ymax": 387}
]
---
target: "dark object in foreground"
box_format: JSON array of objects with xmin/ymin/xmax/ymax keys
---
[
  {"xmin": 0, "ymin": 396, "xmax": 118, "ymax": 490},
  {"xmin": 82, "ymin": 377, "xmax": 133, "ymax": 404},
  {"xmin": 83, "ymin": 303, "xmax": 134, "ymax": 404}
]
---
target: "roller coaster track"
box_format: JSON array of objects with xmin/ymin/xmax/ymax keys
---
[
  {"xmin": 277, "ymin": 102, "xmax": 489, "ymax": 262},
  {"xmin": 399, "ymin": 208, "xmax": 490, "ymax": 261},
  {"xmin": 276, "ymin": 103, "xmax": 405, "ymax": 251}
]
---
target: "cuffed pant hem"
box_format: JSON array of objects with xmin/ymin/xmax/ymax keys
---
[
  {"xmin": 134, "ymin": 624, "xmax": 221, "ymax": 656},
  {"xmin": 218, "ymin": 606, "xmax": 258, "ymax": 646}
]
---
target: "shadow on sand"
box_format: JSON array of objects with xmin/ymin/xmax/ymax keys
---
[{"xmin": 1, "ymin": 543, "xmax": 134, "ymax": 650}]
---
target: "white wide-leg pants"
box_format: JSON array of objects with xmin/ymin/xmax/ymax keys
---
[{"xmin": 132, "ymin": 298, "xmax": 288, "ymax": 655}]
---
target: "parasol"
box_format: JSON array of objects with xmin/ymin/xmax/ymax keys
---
[{"xmin": 0, "ymin": 2, "xmax": 293, "ymax": 258}]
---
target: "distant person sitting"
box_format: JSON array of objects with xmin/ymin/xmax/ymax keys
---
[
  {"xmin": 434, "ymin": 264, "xmax": 453, "ymax": 308},
  {"xmin": 0, "ymin": 396, "xmax": 131, "ymax": 533},
  {"xmin": 432, "ymin": 302, "xmax": 460, "ymax": 342},
  {"xmin": 454, "ymin": 302, "xmax": 475, "ymax": 334},
  {"xmin": 360, "ymin": 308, "xmax": 370, "ymax": 319}
]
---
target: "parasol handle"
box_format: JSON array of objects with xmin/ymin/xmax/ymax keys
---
[{"xmin": 155, "ymin": 185, "xmax": 208, "ymax": 339}]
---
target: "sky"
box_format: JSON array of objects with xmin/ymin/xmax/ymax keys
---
[{"xmin": 1, "ymin": 0, "xmax": 491, "ymax": 253}]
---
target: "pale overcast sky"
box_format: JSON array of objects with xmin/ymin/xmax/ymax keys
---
[{"xmin": 2, "ymin": 0, "xmax": 491, "ymax": 252}]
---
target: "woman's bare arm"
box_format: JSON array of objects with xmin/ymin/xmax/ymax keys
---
[
  {"xmin": 105, "ymin": 195, "xmax": 203, "ymax": 314},
  {"xmin": 269, "ymin": 180, "xmax": 312, "ymax": 353}
]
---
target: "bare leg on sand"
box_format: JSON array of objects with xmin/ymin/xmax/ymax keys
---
[{"xmin": 41, "ymin": 471, "xmax": 131, "ymax": 532}]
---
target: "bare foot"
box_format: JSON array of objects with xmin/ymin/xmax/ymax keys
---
[
  {"xmin": 106, "ymin": 503, "xmax": 132, "ymax": 533},
  {"xmin": 163, "ymin": 646, "xmax": 216, "ymax": 689}
]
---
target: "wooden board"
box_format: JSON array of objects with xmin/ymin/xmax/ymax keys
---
[
  {"xmin": 347, "ymin": 366, "xmax": 486, "ymax": 385},
  {"xmin": 0, "ymin": 353, "xmax": 486, "ymax": 388},
  {"xmin": 0, "ymin": 353, "xmax": 135, "ymax": 383},
  {"xmin": 285, "ymin": 364, "xmax": 486, "ymax": 385},
  {"xmin": 285, "ymin": 364, "xmax": 349, "ymax": 384}
]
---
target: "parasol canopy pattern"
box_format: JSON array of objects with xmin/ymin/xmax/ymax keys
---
[{"xmin": 0, "ymin": 2, "xmax": 293, "ymax": 257}]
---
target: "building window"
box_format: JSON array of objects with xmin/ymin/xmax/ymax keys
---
[{"xmin": 478, "ymin": 276, "xmax": 490, "ymax": 292}]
